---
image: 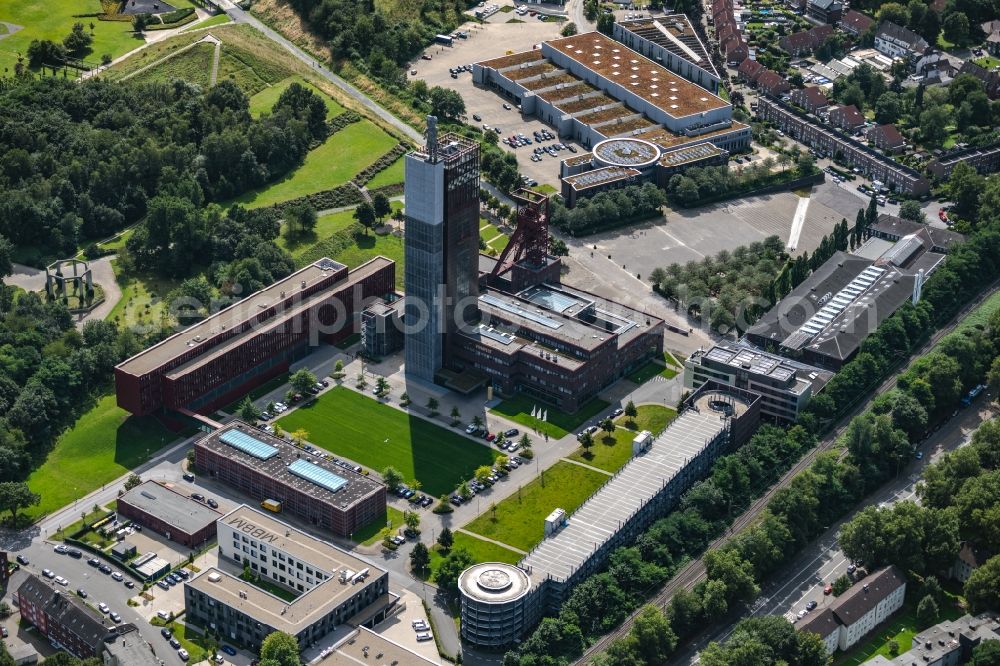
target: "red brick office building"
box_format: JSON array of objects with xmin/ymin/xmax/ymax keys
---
[
  {"xmin": 117, "ymin": 480, "xmax": 221, "ymax": 548},
  {"xmin": 115, "ymin": 257, "xmax": 395, "ymax": 417}
]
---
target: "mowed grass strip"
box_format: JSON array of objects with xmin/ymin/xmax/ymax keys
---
[
  {"xmin": 26, "ymin": 395, "xmax": 180, "ymax": 520},
  {"xmin": 234, "ymin": 120, "xmax": 397, "ymax": 209},
  {"xmin": 249, "ymin": 75, "xmax": 345, "ymax": 117},
  {"xmin": 363, "ymin": 155, "xmax": 404, "ymax": 189},
  {"xmin": 275, "ymin": 387, "xmax": 499, "ymax": 497},
  {"xmin": 421, "ymin": 532, "xmax": 521, "ymax": 582},
  {"xmin": 567, "ymin": 405, "xmax": 677, "ymax": 472},
  {"xmin": 351, "ymin": 506, "xmax": 404, "ymax": 545},
  {"xmin": 131, "ymin": 42, "xmax": 215, "ymax": 88},
  {"xmin": 489, "ymin": 395, "xmax": 610, "ymax": 440},
  {"xmin": 463, "ymin": 461, "xmax": 608, "ymax": 552}
]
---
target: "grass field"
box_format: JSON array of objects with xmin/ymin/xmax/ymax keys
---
[
  {"xmin": 233, "ymin": 120, "xmax": 397, "ymax": 208},
  {"xmin": 183, "ymin": 13, "xmax": 232, "ymax": 32},
  {"xmin": 279, "ymin": 201, "xmax": 403, "ymax": 260},
  {"xmin": 132, "ymin": 42, "xmax": 215, "ymax": 88},
  {"xmin": 951, "ymin": 289, "xmax": 1000, "ymax": 336},
  {"xmin": 332, "ymin": 229, "xmax": 406, "ymax": 287},
  {"xmin": 106, "ymin": 263, "xmax": 181, "ymax": 332},
  {"xmin": 626, "ymin": 360, "xmax": 678, "ymax": 384},
  {"xmin": 0, "ymin": 0, "xmax": 144, "ymax": 74},
  {"xmin": 421, "ymin": 532, "xmax": 521, "ymax": 581},
  {"xmin": 568, "ymin": 405, "xmax": 676, "ymax": 472},
  {"xmin": 249, "ymin": 75, "xmax": 345, "ymax": 117},
  {"xmin": 365, "ymin": 156, "xmax": 405, "ymax": 189},
  {"xmin": 489, "ymin": 395, "xmax": 610, "ymax": 440},
  {"xmin": 464, "ymin": 461, "xmax": 608, "ymax": 551},
  {"xmin": 275, "ymin": 387, "xmax": 499, "ymax": 497},
  {"xmin": 351, "ymin": 506, "xmax": 405, "ymax": 545},
  {"xmin": 26, "ymin": 395, "xmax": 180, "ymax": 520},
  {"xmin": 834, "ymin": 603, "xmax": 964, "ymax": 665}
]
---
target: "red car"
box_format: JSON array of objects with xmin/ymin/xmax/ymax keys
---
[
  {"xmin": 486, "ymin": 433, "xmax": 497, "ymax": 442},
  {"xmin": 824, "ymin": 584, "xmax": 833, "ymax": 595}
]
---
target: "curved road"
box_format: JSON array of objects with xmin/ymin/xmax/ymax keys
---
[
  {"xmin": 576, "ymin": 280, "xmax": 1000, "ymax": 664},
  {"xmin": 210, "ymin": 0, "xmax": 423, "ymax": 145}
]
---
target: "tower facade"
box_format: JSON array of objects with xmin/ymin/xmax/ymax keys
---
[{"xmin": 403, "ymin": 117, "xmax": 481, "ymax": 381}]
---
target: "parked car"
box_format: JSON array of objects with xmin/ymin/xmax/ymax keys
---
[
  {"xmin": 157, "ymin": 581, "xmax": 170, "ymax": 591},
  {"xmin": 87, "ymin": 558, "xmax": 100, "ymax": 567},
  {"xmin": 54, "ymin": 544, "xmax": 68, "ymax": 554},
  {"xmin": 824, "ymin": 584, "xmax": 833, "ymax": 595},
  {"xmin": 416, "ymin": 632, "xmax": 433, "ymax": 642},
  {"xmin": 98, "ymin": 602, "xmax": 110, "ymax": 614},
  {"xmin": 111, "ymin": 571, "xmax": 123, "ymax": 581},
  {"xmin": 15, "ymin": 555, "xmax": 28, "ymax": 565},
  {"xmin": 806, "ymin": 600, "xmax": 817, "ymax": 611},
  {"xmin": 170, "ymin": 638, "xmax": 181, "ymax": 649},
  {"xmin": 178, "ymin": 648, "xmax": 190, "ymax": 661},
  {"xmin": 124, "ymin": 580, "xmax": 135, "ymax": 589},
  {"xmin": 221, "ymin": 645, "xmax": 237, "ymax": 656},
  {"xmin": 191, "ymin": 493, "xmax": 205, "ymax": 502},
  {"xmin": 207, "ymin": 498, "xmax": 219, "ymax": 509},
  {"xmin": 611, "ymin": 408, "xmax": 624, "ymax": 417},
  {"xmin": 504, "ymin": 428, "xmax": 519, "ymax": 437},
  {"xmin": 182, "ymin": 472, "xmax": 195, "ymax": 482},
  {"xmin": 465, "ymin": 423, "xmax": 478, "ymax": 434},
  {"xmin": 110, "ymin": 611, "xmax": 122, "ymax": 623},
  {"xmin": 54, "ymin": 576, "xmax": 68, "ymax": 586},
  {"xmin": 412, "ymin": 620, "xmax": 430, "ymax": 631},
  {"xmin": 161, "ymin": 628, "xmax": 173, "ymax": 639},
  {"xmin": 77, "ymin": 588, "xmax": 87, "ymax": 598}
]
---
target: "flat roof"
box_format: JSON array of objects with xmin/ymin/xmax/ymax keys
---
[
  {"xmin": 326, "ymin": 626, "xmax": 439, "ymax": 665},
  {"xmin": 196, "ymin": 422, "xmax": 383, "ymax": 510},
  {"xmin": 693, "ymin": 341, "xmax": 832, "ymax": 395},
  {"xmin": 639, "ymin": 120, "xmax": 750, "ymax": 150},
  {"xmin": 119, "ymin": 481, "xmax": 222, "ymax": 535},
  {"xmin": 186, "ymin": 506, "xmax": 387, "ymax": 634},
  {"xmin": 563, "ymin": 166, "xmax": 641, "ymax": 191},
  {"xmin": 618, "ymin": 15, "xmax": 719, "ymax": 77},
  {"xmin": 544, "ymin": 32, "xmax": 729, "ymax": 119},
  {"xmin": 520, "ymin": 408, "xmax": 729, "ymax": 583},
  {"xmin": 116, "ymin": 258, "xmax": 348, "ymax": 377},
  {"xmin": 659, "ymin": 142, "xmax": 724, "ymax": 168}
]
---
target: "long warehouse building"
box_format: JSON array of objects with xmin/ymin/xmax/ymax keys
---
[{"xmin": 458, "ymin": 384, "xmax": 761, "ymax": 647}]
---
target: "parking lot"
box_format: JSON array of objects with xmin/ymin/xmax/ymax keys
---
[{"xmin": 409, "ymin": 9, "xmax": 573, "ymax": 187}]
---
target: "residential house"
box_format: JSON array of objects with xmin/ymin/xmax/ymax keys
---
[
  {"xmin": 982, "ymin": 20, "xmax": 1000, "ymax": 55},
  {"xmin": 840, "ymin": 9, "xmax": 874, "ymax": 37},
  {"xmin": 868, "ymin": 613, "xmax": 1000, "ymax": 666},
  {"xmin": 757, "ymin": 70, "xmax": 792, "ymax": 97},
  {"xmin": 927, "ymin": 143, "xmax": 1000, "ymax": 179},
  {"xmin": 17, "ymin": 574, "xmax": 123, "ymax": 660},
  {"xmin": 874, "ymin": 21, "xmax": 929, "ymax": 61},
  {"xmin": 830, "ymin": 566, "xmax": 907, "ymax": 651},
  {"xmin": 721, "ymin": 33, "xmax": 749, "ymax": 64},
  {"xmin": 959, "ymin": 60, "xmax": 1000, "ymax": 99},
  {"xmin": 779, "ymin": 24, "xmax": 834, "ymax": 55},
  {"xmin": 790, "ymin": 86, "xmax": 830, "ymax": 113},
  {"xmin": 737, "ymin": 57, "xmax": 766, "ymax": 83},
  {"xmin": 797, "ymin": 608, "xmax": 840, "ymax": 655},
  {"xmin": 951, "ymin": 543, "xmax": 991, "ymax": 583},
  {"xmin": 867, "ymin": 124, "xmax": 905, "ymax": 153},
  {"xmin": 829, "ymin": 104, "xmax": 865, "ymax": 132},
  {"xmin": 807, "ymin": 0, "xmax": 843, "ymax": 24}
]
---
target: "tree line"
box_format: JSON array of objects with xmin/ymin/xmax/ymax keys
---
[
  {"xmin": 549, "ymin": 183, "xmax": 667, "ymax": 235},
  {"xmin": 505, "ymin": 172, "xmax": 1000, "ymax": 665},
  {"xmin": 664, "ymin": 152, "xmax": 816, "ymax": 207}
]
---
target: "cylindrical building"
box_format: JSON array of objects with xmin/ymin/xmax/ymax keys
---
[{"xmin": 458, "ymin": 563, "xmax": 537, "ymax": 648}]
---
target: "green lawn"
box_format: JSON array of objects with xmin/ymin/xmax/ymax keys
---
[
  {"xmin": 26, "ymin": 395, "xmax": 180, "ymax": 520},
  {"xmin": 219, "ymin": 372, "xmax": 290, "ymax": 414},
  {"xmin": 0, "ymin": 0, "xmax": 145, "ymax": 74},
  {"xmin": 106, "ymin": 263, "xmax": 181, "ymax": 331},
  {"xmin": 168, "ymin": 621, "xmax": 214, "ymax": 664},
  {"xmin": 489, "ymin": 395, "xmax": 610, "ymax": 440},
  {"xmin": 351, "ymin": 506, "xmax": 404, "ymax": 545},
  {"xmin": 463, "ymin": 461, "xmax": 608, "ymax": 552},
  {"xmin": 567, "ymin": 406, "xmax": 677, "ymax": 472},
  {"xmin": 479, "ymin": 222, "xmax": 510, "ymax": 255},
  {"xmin": 182, "ymin": 13, "xmax": 232, "ymax": 32},
  {"xmin": 365, "ymin": 156, "xmax": 405, "ymax": 189},
  {"xmin": 951, "ymin": 289, "xmax": 1000, "ymax": 336},
  {"xmin": 626, "ymin": 360, "xmax": 678, "ymax": 384},
  {"xmin": 275, "ymin": 387, "xmax": 500, "ymax": 497},
  {"xmin": 132, "ymin": 41, "xmax": 215, "ymax": 88},
  {"xmin": 330, "ymin": 226, "xmax": 406, "ymax": 288},
  {"xmin": 248, "ymin": 75, "xmax": 345, "ymax": 118},
  {"xmin": 973, "ymin": 55, "xmax": 1000, "ymax": 69},
  {"xmin": 240, "ymin": 571, "xmax": 299, "ymax": 601},
  {"xmin": 233, "ymin": 120, "xmax": 397, "ymax": 208},
  {"xmin": 277, "ymin": 207, "xmax": 363, "ymax": 256},
  {"xmin": 420, "ymin": 532, "xmax": 521, "ymax": 581},
  {"xmin": 835, "ymin": 603, "xmax": 965, "ymax": 665}
]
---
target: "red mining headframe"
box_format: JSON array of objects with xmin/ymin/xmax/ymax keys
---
[{"xmin": 490, "ymin": 188, "xmax": 550, "ymax": 280}]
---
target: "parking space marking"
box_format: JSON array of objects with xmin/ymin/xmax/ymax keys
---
[{"xmin": 787, "ymin": 195, "xmax": 810, "ymax": 251}]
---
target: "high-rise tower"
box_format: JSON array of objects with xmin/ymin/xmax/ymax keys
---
[{"xmin": 403, "ymin": 117, "xmax": 481, "ymax": 382}]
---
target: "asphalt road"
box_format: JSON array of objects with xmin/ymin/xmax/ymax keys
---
[
  {"xmin": 678, "ymin": 397, "xmax": 998, "ymax": 664},
  {"xmin": 209, "ymin": 0, "xmax": 423, "ymax": 145}
]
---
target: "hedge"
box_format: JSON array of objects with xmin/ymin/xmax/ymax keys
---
[
  {"xmin": 355, "ymin": 143, "xmax": 408, "ymax": 186},
  {"xmin": 270, "ymin": 183, "xmax": 364, "ymax": 215},
  {"xmin": 146, "ymin": 11, "xmax": 198, "ymax": 30}
]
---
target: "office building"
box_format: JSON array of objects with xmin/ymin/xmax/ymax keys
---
[
  {"xmin": 868, "ymin": 612, "xmax": 1000, "ymax": 666},
  {"xmin": 403, "ymin": 121, "xmax": 481, "ymax": 383},
  {"xmin": 684, "ymin": 342, "xmax": 831, "ymax": 421},
  {"xmin": 324, "ymin": 626, "xmax": 439, "ymax": 665},
  {"xmin": 115, "ymin": 257, "xmax": 395, "ymax": 417},
  {"xmin": 472, "ymin": 32, "xmax": 748, "ymax": 152},
  {"xmin": 117, "ymin": 480, "xmax": 221, "ymax": 548},
  {"xmin": 747, "ymin": 240, "xmax": 946, "ymax": 369},
  {"xmin": 360, "ymin": 295, "xmax": 405, "ymax": 358},
  {"xmin": 17, "ymin": 574, "xmax": 136, "ymax": 660},
  {"xmin": 185, "ymin": 506, "xmax": 392, "ymax": 652},
  {"xmin": 459, "ymin": 385, "xmax": 761, "ymax": 647},
  {"xmin": 612, "ymin": 16, "xmax": 722, "ymax": 93},
  {"xmin": 194, "ymin": 422, "xmax": 386, "ymax": 538},
  {"xmin": 755, "ymin": 98, "xmax": 931, "ymax": 195}
]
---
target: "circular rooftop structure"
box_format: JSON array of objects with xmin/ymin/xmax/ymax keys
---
[
  {"xmin": 458, "ymin": 563, "xmax": 531, "ymax": 604},
  {"xmin": 592, "ymin": 137, "xmax": 660, "ymax": 170}
]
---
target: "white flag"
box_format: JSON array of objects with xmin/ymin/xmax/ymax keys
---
[
  {"xmin": 530, "ymin": 406, "xmax": 536, "ymax": 417},
  {"xmin": 542, "ymin": 409, "xmax": 548, "ymax": 421}
]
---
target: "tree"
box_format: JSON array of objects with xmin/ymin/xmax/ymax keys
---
[
  {"xmin": 942, "ymin": 11, "xmax": 970, "ymax": 45},
  {"xmin": 562, "ymin": 22, "xmax": 578, "ymax": 37},
  {"xmin": 353, "ymin": 201, "xmax": 377, "ymax": 235},
  {"xmin": 259, "ymin": 631, "xmax": 299, "ymax": 666},
  {"xmin": 450, "ymin": 406, "xmax": 461, "ymax": 424},
  {"xmin": 290, "ymin": 428, "xmax": 308, "ymax": 445},
  {"xmin": 410, "ymin": 542, "xmax": 430, "ymax": 575},
  {"xmin": 949, "ymin": 162, "xmax": 985, "ymax": 221},
  {"xmin": 238, "ymin": 397, "xmax": 261, "ymax": 422},
  {"xmin": 919, "ymin": 105, "xmax": 950, "ymax": 148},
  {"xmin": 289, "ymin": 368, "xmax": 317, "ymax": 395},
  {"xmin": 123, "ymin": 473, "xmax": 143, "ymax": 492},
  {"xmin": 426, "ymin": 397, "xmax": 439, "ymax": 414},
  {"xmin": 374, "ymin": 376, "xmax": 389, "ymax": 396},
  {"xmin": 899, "ymin": 200, "xmax": 926, "ymax": 224},
  {"xmin": 284, "ymin": 203, "xmax": 317, "ymax": 236},
  {"xmin": 0, "ymin": 482, "xmax": 40, "ymax": 525},
  {"xmin": 457, "ymin": 481, "xmax": 472, "ymax": 500},
  {"xmin": 382, "ymin": 466, "xmax": 403, "ymax": 491},
  {"xmin": 600, "ymin": 417, "xmax": 615, "ymax": 440},
  {"xmin": 832, "ymin": 574, "xmax": 852, "ymax": 596},
  {"xmin": 428, "ymin": 87, "xmax": 465, "ymax": 120},
  {"xmin": 916, "ymin": 594, "xmax": 939, "ymax": 627},
  {"xmin": 519, "ymin": 433, "xmax": 532, "ymax": 451},
  {"xmin": 970, "ymin": 640, "xmax": 1000, "ymax": 666},
  {"xmin": 625, "ymin": 400, "xmax": 637, "ymax": 418},
  {"xmin": 132, "ymin": 13, "xmax": 150, "ymax": 33},
  {"xmin": 630, "ymin": 605, "xmax": 677, "ymax": 664},
  {"xmin": 63, "ymin": 23, "xmax": 93, "ymax": 56},
  {"xmin": 438, "ymin": 526, "xmax": 454, "ymax": 551},
  {"xmin": 403, "ymin": 510, "xmax": 420, "ymax": 531},
  {"xmin": 372, "ymin": 192, "xmax": 392, "ymax": 223},
  {"xmin": 475, "ymin": 465, "xmax": 493, "ymax": 484},
  {"xmin": 579, "ymin": 431, "xmax": 594, "ymax": 452},
  {"xmin": 874, "ymin": 91, "xmax": 903, "ymax": 125},
  {"xmin": 878, "ymin": 3, "xmax": 910, "ymax": 27},
  {"xmin": 435, "ymin": 548, "xmax": 475, "ymax": 596},
  {"xmin": 597, "ymin": 12, "xmax": 615, "ymax": 35}
]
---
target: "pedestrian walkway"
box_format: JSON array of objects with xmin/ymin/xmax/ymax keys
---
[
  {"xmin": 559, "ymin": 457, "xmax": 613, "ymax": 476},
  {"xmin": 456, "ymin": 529, "xmax": 527, "ymax": 556}
]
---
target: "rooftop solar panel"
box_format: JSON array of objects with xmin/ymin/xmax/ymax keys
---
[
  {"xmin": 220, "ymin": 430, "xmax": 279, "ymax": 460},
  {"xmin": 287, "ymin": 459, "xmax": 348, "ymax": 493}
]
